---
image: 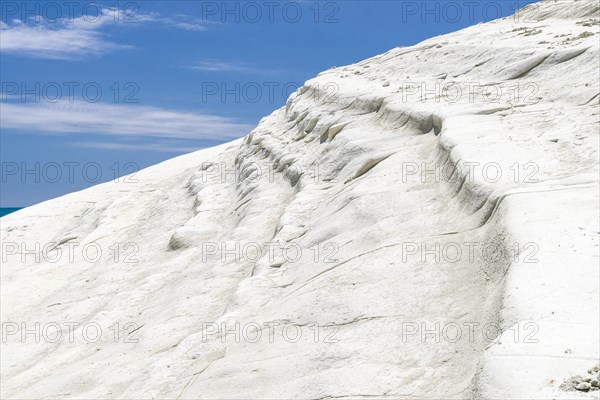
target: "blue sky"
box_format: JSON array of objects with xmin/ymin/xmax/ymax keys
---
[{"xmin": 0, "ymin": 0, "xmax": 539, "ymax": 207}]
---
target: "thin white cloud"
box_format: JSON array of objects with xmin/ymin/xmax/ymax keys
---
[
  {"xmin": 0, "ymin": 11, "xmax": 128, "ymax": 59},
  {"xmin": 188, "ymin": 60, "xmax": 257, "ymax": 73},
  {"xmin": 72, "ymin": 141, "xmax": 203, "ymax": 152},
  {"xmin": 187, "ymin": 60, "xmax": 284, "ymax": 75},
  {"xmin": 0, "ymin": 9, "xmax": 211, "ymax": 60},
  {"xmin": 0, "ymin": 101, "xmax": 254, "ymax": 141},
  {"xmin": 160, "ymin": 16, "xmax": 212, "ymax": 32},
  {"xmin": 172, "ymin": 22, "xmax": 207, "ymax": 31}
]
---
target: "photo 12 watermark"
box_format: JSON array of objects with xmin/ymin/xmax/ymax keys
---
[
  {"xmin": 1, "ymin": 1, "xmax": 142, "ymax": 24},
  {"xmin": 175, "ymin": 240, "xmax": 340, "ymax": 266},
  {"xmin": 397, "ymin": 1, "xmax": 540, "ymax": 24},
  {"xmin": 200, "ymin": 81, "xmax": 339, "ymax": 105},
  {"xmin": 1, "ymin": 321, "xmax": 143, "ymax": 344},
  {"xmin": 398, "ymin": 241, "xmax": 539, "ymax": 264},
  {"xmin": 1, "ymin": 241, "xmax": 140, "ymax": 264},
  {"xmin": 201, "ymin": 321, "xmax": 339, "ymax": 344},
  {"xmin": 1, "ymin": 81, "xmax": 140, "ymax": 104},
  {"xmin": 196, "ymin": 160, "xmax": 340, "ymax": 185},
  {"xmin": 1, "ymin": 162, "xmax": 140, "ymax": 184},
  {"xmin": 398, "ymin": 161, "xmax": 540, "ymax": 185},
  {"xmin": 397, "ymin": 81, "xmax": 540, "ymax": 105},
  {"xmin": 400, "ymin": 321, "xmax": 540, "ymax": 344},
  {"xmin": 199, "ymin": 1, "xmax": 340, "ymax": 24}
]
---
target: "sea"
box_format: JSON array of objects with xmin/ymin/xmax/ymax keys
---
[{"xmin": 0, "ymin": 208, "xmax": 22, "ymax": 217}]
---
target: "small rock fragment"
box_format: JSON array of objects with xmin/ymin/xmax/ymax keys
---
[{"xmin": 576, "ymin": 382, "xmax": 591, "ymax": 391}]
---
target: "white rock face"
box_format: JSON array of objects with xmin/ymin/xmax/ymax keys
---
[{"xmin": 1, "ymin": 1, "xmax": 599, "ymax": 398}]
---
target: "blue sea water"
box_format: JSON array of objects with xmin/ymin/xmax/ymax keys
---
[{"xmin": 0, "ymin": 208, "xmax": 22, "ymax": 217}]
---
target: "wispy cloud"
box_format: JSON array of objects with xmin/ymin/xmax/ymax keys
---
[
  {"xmin": 0, "ymin": 101, "xmax": 254, "ymax": 141},
  {"xmin": 0, "ymin": 9, "xmax": 211, "ymax": 60},
  {"xmin": 187, "ymin": 59, "xmax": 284, "ymax": 75},
  {"xmin": 172, "ymin": 22, "xmax": 207, "ymax": 31},
  {"xmin": 0, "ymin": 12, "xmax": 128, "ymax": 59},
  {"xmin": 71, "ymin": 141, "xmax": 204, "ymax": 153},
  {"xmin": 161, "ymin": 16, "xmax": 211, "ymax": 32},
  {"xmin": 188, "ymin": 60, "xmax": 258, "ymax": 73}
]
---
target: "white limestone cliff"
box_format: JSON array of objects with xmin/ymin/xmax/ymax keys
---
[{"xmin": 1, "ymin": 0, "xmax": 599, "ymax": 398}]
